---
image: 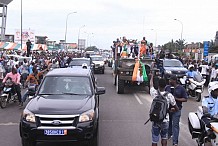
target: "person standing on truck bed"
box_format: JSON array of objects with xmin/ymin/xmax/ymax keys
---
[{"xmin": 140, "ymin": 37, "xmax": 147, "ymax": 57}]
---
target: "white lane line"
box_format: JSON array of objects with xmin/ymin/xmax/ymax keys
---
[
  {"xmin": 134, "ymin": 93, "xmax": 143, "ymax": 104},
  {"xmin": 0, "ymin": 122, "xmax": 19, "ymax": 126}
]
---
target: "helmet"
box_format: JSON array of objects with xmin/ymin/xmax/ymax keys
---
[
  {"xmin": 82, "ymin": 63, "xmax": 88, "ymax": 69},
  {"xmin": 188, "ymin": 64, "xmax": 194, "ymax": 70},
  {"xmin": 208, "ymin": 81, "xmax": 218, "ymax": 94}
]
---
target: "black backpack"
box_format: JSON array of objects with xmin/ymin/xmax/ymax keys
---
[{"xmin": 147, "ymin": 90, "xmax": 169, "ymax": 124}]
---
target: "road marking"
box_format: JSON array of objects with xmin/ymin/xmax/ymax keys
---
[
  {"xmin": 0, "ymin": 122, "xmax": 19, "ymax": 126},
  {"xmin": 134, "ymin": 93, "xmax": 143, "ymax": 104}
]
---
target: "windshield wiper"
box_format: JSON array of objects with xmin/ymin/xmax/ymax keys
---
[
  {"xmin": 38, "ymin": 93, "xmax": 54, "ymax": 95},
  {"xmin": 62, "ymin": 92, "xmax": 89, "ymax": 95},
  {"xmin": 62, "ymin": 92, "xmax": 80, "ymax": 95}
]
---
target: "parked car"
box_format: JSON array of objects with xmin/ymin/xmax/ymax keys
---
[
  {"xmin": 90, "ymin": 55, "xmax": 105, "ymax": 74},
  {"xmin": 19, "ymin": 68, "xmax": 105, "ymax": 146}
]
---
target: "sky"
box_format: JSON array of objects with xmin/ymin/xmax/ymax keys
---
[{"xmin": 4, "ymin": 0, "xmax": 218, "ymax": 49}]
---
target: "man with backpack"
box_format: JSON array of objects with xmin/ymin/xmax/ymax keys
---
[
  {"xmin": 165, "ymin": 75, "xmax": 188, "ymax": 146},
  {"xmin": 149, "ymin": 73, "xmax": 178, "ymax": 146}
]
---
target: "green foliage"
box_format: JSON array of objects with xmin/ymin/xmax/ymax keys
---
[
  {"xmin": 85, "ymin": 46, "xmax": 99, "ymax": 52},
  {"xmin": 162, "ymin": 39, "xmax": 187, "ymax": 52}
]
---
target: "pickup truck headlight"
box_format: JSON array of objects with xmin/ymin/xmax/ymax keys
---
[
  {"xmin": 79, "ymin": 109, "xmax": 95, "ymax": 123},
  {"xmin": 22, "ymin": 109, "xmax": 36, "ymax": 123},
  {"xmin": 165, "ymin": 70, "xmax": 172, "ymax": 74}
]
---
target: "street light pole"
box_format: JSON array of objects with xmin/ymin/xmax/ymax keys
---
[
  {"xmin": 84, "ymin": 32, "xmax": 94, "ymax": 48},
  {"xmin": 174, "ymin": 19, "xmax": 183, "ymax": 50},
  {"xmin": 64, "ymin": 12, "xmax": 77, "ymax": 43},
  {"xmin": 174, "ymin": 18, "xmax": 183, "ymax": 42},
  {"xmin": 21, "ymin": 0, "xmax": 23, "ymax": 49},
  {"xmin": 78, "ymin": 25, "xmax": 85, "ymax": 52}
]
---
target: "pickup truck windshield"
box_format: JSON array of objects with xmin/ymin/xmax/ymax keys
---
[
  {"xmin": 163, "ymin": 60, "xmax": 183, "ymax": 67},
  {"xmin": 38, "ymin": 76, "xmax": 92, "ymax": 95},
  {"xmin": 91, "ymin": 57, "xmax": 103, "ymax": 61},
  {"xmin": 69, "ymin": 59, "xmax": 91, "ymax": 66}
]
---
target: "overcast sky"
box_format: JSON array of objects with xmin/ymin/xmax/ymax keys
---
[{"xmin": 5, "ymin": 0, "xmax": 218, "ymax": 49}]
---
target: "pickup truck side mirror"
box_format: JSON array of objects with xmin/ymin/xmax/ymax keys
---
[{"xmin": 96, "ymin": 87, "xmax": 105, "ymax": 95}]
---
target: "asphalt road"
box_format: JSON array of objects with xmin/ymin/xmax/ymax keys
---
[{"xmin": 0, "ymin": 67, "xmax": 207, "ymax": 146}]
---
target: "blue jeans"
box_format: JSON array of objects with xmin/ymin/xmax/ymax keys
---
[
  {"xmin": 168, "ymin": 110, "xmax": 181, "ymax": 145},
  {"xmin": 151, "ymin": 122, "xmax": 169, "ymax": 143},
  {"xmin": 22, "ymin": 90, "xmax": 29, "ymax": 103}
]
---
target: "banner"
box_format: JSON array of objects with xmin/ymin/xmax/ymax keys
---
[{"xmin": 15, "ymin": 29, "xmax": 35, "ymax": 44}]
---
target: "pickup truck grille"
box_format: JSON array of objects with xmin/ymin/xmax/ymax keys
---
[{"xmin": 35, "ymin": 114, "xmax": 79, "ymax": 129}]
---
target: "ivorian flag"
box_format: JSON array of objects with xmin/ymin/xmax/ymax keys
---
[
  {"xmin": 132, "ymin": 60, "xmax": 148, "ymax": 82},
  {"xmin": 140, "ymin": 61, "xmax": 148, "ymax": 81}
]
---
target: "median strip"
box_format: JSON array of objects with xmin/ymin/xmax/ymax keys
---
[{"xmin": 0, "ymin": 122, "xmax": 19, "ymax": 126}]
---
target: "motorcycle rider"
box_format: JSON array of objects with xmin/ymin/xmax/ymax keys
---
[
  {"xmin": 186, "ymin": 64, "xmax": 197, "ymax": 78},
  {"xmin": 2, "ymin": 67, "xmax": 22, "ymax": 106},
  {"xmin": 21, "ymin": 67, "xmax": 47, "ymax": 104},
  {"xmin": 201, "ymin": 81, "xmax": 218, "ymax": 129},
  {"xmin": 185, "ymin": 64, "xmax": 198, "ymax": 89}
]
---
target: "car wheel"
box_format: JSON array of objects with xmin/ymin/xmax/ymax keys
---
[
  {"xmin": 22, "ymin": 138, "xmax": 36, "ymax": 146},
  {"xmin": 116, "ymin": 75, "xmax": 124, "ymax": 94},
  {"xmin": 88, "ymin": 126, "xmax": 99, "ymax": 146}
]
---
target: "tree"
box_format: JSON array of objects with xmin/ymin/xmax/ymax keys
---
[
  {"xmin": 175, "ymin": 39, "xmax": 187, "ymax": 50},
  {"xmin": 85, "ymin": 46, "xmax": 99, "ymax": 52},
  {"xmin": 162, "ymin": 39, "xmax": 176, "ymax": 52}
]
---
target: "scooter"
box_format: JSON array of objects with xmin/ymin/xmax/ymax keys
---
[
  {"xmin": 188, "ymin": 106, "xmax": 218, "ymax": 146},
  {"xmin": 26, "ymin": 84, "xmax": 37, "ymax": 100},
  {"xmin": 180, "ymin": 72, "xmax": 206, "ymax": 102},
  {"xmin": 0, "ymin": 78, "xmax": 18, "ymax": 108}
]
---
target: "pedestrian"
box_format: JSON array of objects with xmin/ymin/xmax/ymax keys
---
[
  {"xmin": 199, "ymin": 61, "xmax": 210, "ymax": 86},
  {"xmin": 165, "ymin": 75, "xmax": 188, "ymax": 146},
  {"xmin": 26, "ymin": 39, "xmax": 32, "ymax": 57},
  {"xmin": 150, "ymin": 74, "xmax": 178, "ymax": 146},
  {"xmin": 210, "ymin": 63, "xmax": 218, "ymax": 82}
]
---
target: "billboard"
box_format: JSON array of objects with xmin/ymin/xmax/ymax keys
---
[
  {"xmin": 5, "ymin": 34, "xmax": 14, "ymax": 42},
  {"xmin": 0, "ymin": 0, "xmax": 13, "ymax": 5},
  {"xmin": 203, "ymin": 41, "xmax": 209, "ymax": 57},
  {"xmin": 15, "ymin": 29, "xmax": 35, "ymax": 44},
  {"xmin": 78, "ymin": 39, "xmax": 86, "ymax": 50}
]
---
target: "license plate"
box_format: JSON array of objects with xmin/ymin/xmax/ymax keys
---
[{"xmin": 44, "ymin": 130, "xmax": 67, "ymax": 135}]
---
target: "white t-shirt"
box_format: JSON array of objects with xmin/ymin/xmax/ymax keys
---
[
  {"xmin": 200, "ymin": 64, "xmax": 209, "ymax": 75},
  {"xmin": 210, "ymin": 68, "xmax": 218, "ymax": 79},
  {"xmin": 150, "ymin": 87, "xmax": 177, "ymax": 122}
]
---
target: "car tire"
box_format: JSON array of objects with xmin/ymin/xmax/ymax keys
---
[
  {"xmin": 22, "ymin": 138, "xmax": 36, "ymax": 146},
  {"xmin": 116, "ymin": 75, "xmax": 124, "ymax": 94},
  {"xmin": 88, "ymin": 126, "xmax": 99, "ymax": 146}
]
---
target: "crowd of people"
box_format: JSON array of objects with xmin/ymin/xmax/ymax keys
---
[
  {"xmin": 149, "ymin": 54, "xmax": 218, "ymax": 145},
  {"xmin": 0, "ymin": 50, "xmax": 82, "ymax": 106}
]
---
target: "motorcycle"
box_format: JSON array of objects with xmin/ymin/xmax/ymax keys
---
[
  {"xmin": 180, "ymin": 72, "xmax": 206, "ymax": 102},
  {"xmin": 188, "ymin": 106, "xmax": 218, "ymax": 146},
  {"xmin": 0, "ymin": 78, "xmax": 18, "ymax": 108}
]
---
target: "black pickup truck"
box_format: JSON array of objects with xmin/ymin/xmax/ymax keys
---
[
  {"xmin": 157, "ymin": 58, "xmax": 188, "ymax": 79},
  {"xmin": 19, "ymin": 68, "xmax": 105, "ymax": 146}
]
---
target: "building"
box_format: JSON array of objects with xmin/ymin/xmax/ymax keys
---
[
  {"xmin": 215, "ymin": 31, "xmax": 218, "ymax": 47},
  {"xmin": 0, "ymin": 0, "xmax": 13, "ymax": 42}
]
